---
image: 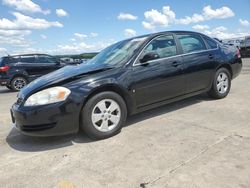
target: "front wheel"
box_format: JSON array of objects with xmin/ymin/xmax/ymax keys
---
[
  {"xmin": 80, "ymin": 91, "xmax": 127, "ymax": 140},
  {"xmin": 208, "ymin": 68, "xmax": 231, "ymax": 99}
]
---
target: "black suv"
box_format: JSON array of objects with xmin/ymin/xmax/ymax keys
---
[{"xmin": 0, "ymin": 54, "xmax": 64, "ymax": 91}]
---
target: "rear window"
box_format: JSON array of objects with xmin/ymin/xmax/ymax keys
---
[
  {"xmin": 0, "ymin": 57, "xmax": 19, "ymax": 65},
  {"xmin": 177, "ymin": 34, "xmax": 206, "ymax": 54},
  {"xmin": 203, "ymin": 36, "xmax": 218, "ymax": 49},
  {"xmin": 20, "ymin": 56, "xmax": 35, "ymax": 63}
]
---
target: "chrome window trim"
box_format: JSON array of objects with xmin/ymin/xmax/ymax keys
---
[{"xmin": 133, "ymin": 37, "xmax": 219, "ymax": 67}]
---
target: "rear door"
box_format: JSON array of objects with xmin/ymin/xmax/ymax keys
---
[
  {"xmin": 17, "ymin": 55, "xmax": 39, "ymax": 78},
  {"xmin": 131, "ymin": 34, "xmax": 186, "ymax": 107},
  {"xmin": 176, "ymin": 33, "xmax": 218, "ymax": 93}
]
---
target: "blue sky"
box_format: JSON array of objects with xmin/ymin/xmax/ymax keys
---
[{"xmin": 0, "ymin": 0, "xmax": 250, "ymax": 56}]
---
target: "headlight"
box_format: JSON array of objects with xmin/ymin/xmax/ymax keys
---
[{"xmin": 24, "ymin": 87, "xmax": 71, "ymax": 106}]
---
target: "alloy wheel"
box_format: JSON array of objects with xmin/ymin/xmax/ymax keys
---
[
  {"xmin": 216, "ymin": 72, "xmax": 229, "ymax": 94},
  {"xmin": 91, "ymin": 99, "xmax": 121, "ymax": 132},
  {"xmin": 13, "ymin": 77, "xmax": 27, "ymax": 90}
]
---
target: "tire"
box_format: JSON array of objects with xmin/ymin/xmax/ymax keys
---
[
  {"xmin": 6, "ymin": 85, "xmax": 12, "ymax": 90},
  {"xmin": 80, "ymin": 91, "xmax": 127, "ymax": 140},
  {"xmin": 208, "ymin": 68, "xmax": 231, "ymax": 99},
  {"xmin": 10, "ymin": 76, "xmax": 28, "ymax": 91}
]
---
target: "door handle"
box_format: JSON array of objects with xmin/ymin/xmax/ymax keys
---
[
  {"xmin": 172, "ymin": 61, "xmax": 181, "ymax": 67},
  {"xmin": 208, "ymin": 54, "xmax": 214, "ymax": 59}
]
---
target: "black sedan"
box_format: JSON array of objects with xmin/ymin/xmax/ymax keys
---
[{"xmin": 11, "ymin": 31, "xmax": 242, "ymax": 139}]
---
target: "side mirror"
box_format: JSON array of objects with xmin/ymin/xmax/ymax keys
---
[{"xmin": 140, "ymin": 52, "xmax": 160, "ymax": 63}]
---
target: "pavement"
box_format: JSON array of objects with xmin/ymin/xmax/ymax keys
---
[{"xmin": 0, "ymin": 58, "xmax": 250, "ymax": 188}]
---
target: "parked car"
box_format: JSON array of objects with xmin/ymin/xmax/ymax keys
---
[
  {"xmin": 240, "ymin": 36, "xmax": 250, "ymax": 57},
  {"xmin": 0, "ymin": 54, "xmax": 65, "ymax": 91},
  {"xmin": 223, "ymin": 39, "xmax": 241, "ymax": 49},
  {"xmin": 11, "ymin": 31, "xmax": 242, "ymax": 139}
]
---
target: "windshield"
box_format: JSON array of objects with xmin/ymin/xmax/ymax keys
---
[{"xmin": 83, "ymin": 36, "xmax": 147, "ymax": 67}]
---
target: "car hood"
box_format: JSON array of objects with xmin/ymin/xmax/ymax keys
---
[{"xmin": 19, "ymin": 64, "xmax": 113, "ymax": 98}]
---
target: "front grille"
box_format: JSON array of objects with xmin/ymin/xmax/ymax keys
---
[{"xmin": 21, "ymin": 123, "xmax": 56, "ymax": 132}]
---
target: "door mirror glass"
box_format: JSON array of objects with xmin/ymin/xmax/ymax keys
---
[{"xmin": 140, "ymin": 52, "xmax": 160, "ymax": 63}]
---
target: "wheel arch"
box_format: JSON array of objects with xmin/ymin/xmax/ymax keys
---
[
  {"xmin": 216, "ymin": 64, "xmax": 233, "ymax": 78},
  {"xmin": 82, "ymin": 84, "xmax": 135, "ymax": 115},
  {"xmin": 9, "ymin": 73, "xmax": 28, "ymax": 85}
]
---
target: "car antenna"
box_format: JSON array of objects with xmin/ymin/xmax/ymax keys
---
[{"xmin": 4, "ymin": 51, "xmax": 10, "ymax": 56}]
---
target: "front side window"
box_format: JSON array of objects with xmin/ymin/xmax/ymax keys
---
[
  {"xmin": 142, "ymin": 35, "xmax": 177, "ymax": 59},
  {"xmin": 178, "ymin": 34, "xmax": 206, "ymax": 54}
]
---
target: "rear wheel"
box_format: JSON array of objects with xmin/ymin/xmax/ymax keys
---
[
  {"xmin": 10, "ymin": 77, "xmax": 28, "ymax": 91},
  {"xmin": 208, "ymin": 68, "xmax": 231, "ymax": 99},
  {"xmin": 80, "ymin": 91, "xmax": 127, "ymax": 140}
]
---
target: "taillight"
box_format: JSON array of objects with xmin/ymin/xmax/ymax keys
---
[
  {"xmin": 0, "ymin": 66, "xmax": 10, "ymax": 72},
  {"xmin": 236, "ymin": 48, "xmax": 241, "ymax": 58}
]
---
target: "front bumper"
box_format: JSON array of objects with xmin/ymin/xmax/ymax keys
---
[{"xmin": 11, "ymin": 100, "xmax": 80, "ymax": 137}]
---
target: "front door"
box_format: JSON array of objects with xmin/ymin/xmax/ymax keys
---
[{"xmin": 131, "ymin": 35, "xmax": 186, "ymax": 108}]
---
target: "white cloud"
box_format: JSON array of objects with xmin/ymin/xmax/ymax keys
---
[
  {"xmin": 178, "ymin": 6, "xmax": 234, "ymax": 25},
  {"xmin": 90, "ymin": 32, "xmax": 98, "ymax": 37},
  {"xmin": 0, "ymin": 29, "xmax": 31, "ymax": 36},
  {"xmin": 0, "ymin": 12, "xmax": 63, "ymax": 30},
  {"xmin": 0, "ymin": 35, "xmax": 32, "ymax": 47},
  {"xmin": 0, "ymin": 47, "xmax": 7, "ymax": 56},
  {"xmin": 2, "ymin": 0, "xmax": 50, "ymax": 15},
  {"xmin": 203, "ymin": 26, "xmax": 249, "ymax": 39},
  {"xmin": 56, "ymin": 9, "xmax": 68, "ymax": 17},
  {"xmin": 142, "ymin": 6, "xmax": 176, "ymax": 30},
  {"xmin": 56, "ymin": 42, "xmax": 111, "ymax": 54},
  {"xmin": 124, "ymin": 29, "xmax": 136, "ymax": 37},
  {"xmin": 192, "ymin": 24, "xmax": 210, "ymax": 30},
  {"xmin": 74, "ymin": 33, "xmax": 88, "ymax": 39},
  {"xmin": 142, "ymin": 21, "xmax": 155, "ymax": 30},
  {"xmin": 40, "ymin": 34, "xmax": 47, "ymax": 39},
  {"xmin": 142, "ymin": 5, "xmax": 235, "ymax": 30},
  {"xmin": 117, "ymin": 13, "xmax": 137, "ymax": 20},
  {"xmin": 239, "ymin": 19, "xmax": 250, "ymax": 27},
  {"xmin": 203, "ymin": 5, "xmax": 234, "ymax": 20},
  {"xmin": 178, "ymin": 14, "xmax": 204, "ymax": 25}
]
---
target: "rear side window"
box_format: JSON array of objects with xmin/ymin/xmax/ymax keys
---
[
  {"xmin": 203, "ymin": 36, "xmax": 218, "ymax": 49},
  {"xmin": 177, "ymin": 34, "xmax": 206, "ymax": 54},
  {"xmin": 37, "ymin": 55, "xmax": 56, "ymax": 64},
  {"xmin": 20, "ymin": 56, "xmax": 35, "ymax": 63},
  {"xmin": 143, "ymin": 35, "xmax": 177, "ymax": 59}
]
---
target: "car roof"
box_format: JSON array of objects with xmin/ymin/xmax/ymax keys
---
[
  {"xmin": 2, "ymin": 53, "xmax": 53, "ymax": 58},
  {"xmin": 128, "ymin": 30, "xmax": 208, "ymax": 41}
]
